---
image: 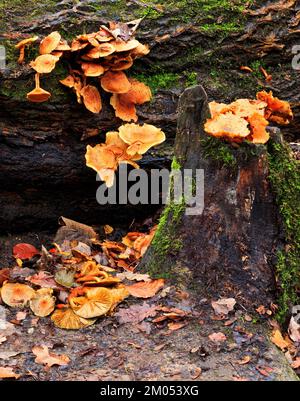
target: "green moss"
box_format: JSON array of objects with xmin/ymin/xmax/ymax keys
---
[
  {"xmin": 267, "ymin": 141, "xmax": 300, "ymax": 322},
  {"xmin": 171, "ymin": 157, "xmax": 181, "ymax": 170},
  {"xmin": 184, "ymin": 71, "xmax": 198, "ymax": 87},
  {"xmin": 132, "ymin": 71, "xmax": 181, "ymax": 93}
]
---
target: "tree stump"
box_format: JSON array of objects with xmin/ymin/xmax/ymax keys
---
[{"xmin": 141, "ymin": 85, "xmax": 281, "ymax": 308}]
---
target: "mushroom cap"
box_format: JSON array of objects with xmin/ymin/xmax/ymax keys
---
[
  {"xmin": 248, "ymin": 113, "xmax": 269, "ymax": 144},
  {"xmin": 85, "ymin": 144, "xmax": 117, "ymax": 172},
  {"xmin": 204, "ymin": 112, "xmax": 250, "ymax": 140},
  {"xmin": 81, "ymin": 62, "xmax": 105, "ymax": 77},
  {"xmin": 130, "ymin": 43, "xmax": 150, "ymax": 59},
  {"xmin": 29, "ymin": 288, "xmax": 56, "ymax": 317},
  {"xmin": 109, "ymin": 56, "xmax": 133, "ymax": 71},
  {"xmin": 1, "ymin": 283, "xmax": 35, "ymax": 308},
  {"xmin": 15, "ymin": 36, "xmax": 38, "ymax": 49},
  {"xmin": 95, "ymin": 29, "xmax": 114, "ymax": 42},
  {"xmin": 118, "ymin": 123, "xmax": 166, "ymax": 155},
  {"xmin": 27, "ymin": 87, "xmax": 51, "ymax": 103},
  {"xmin": 85, "ymin": 43, "xmax": 115, "ymax": 58},
  {"xmin": 112, "ymin": 39, "xmax": 140, "ymax": 52},
  {"xmin": 77, "ymin": 275, "xmax": 121, "ymax": 286},
  {"xmin": 105, "ymin": 131, "xmax": 128, "ymax": 153},
  {"xmin": 109, "ymin": 285, "xmax": 130, "ymax": 311},
  {"xmin": 71, "ymin": 287, "xmax": 113, "ymax": 318},
  {"xmin": 51, "ymin": 307, "xmax": 96, "ymax": 330},
  {"xmin": 229, "ymin": 99, "xmax": 267, "ymax": 118},
  {"xmin": 80, "ymin": 85, "xmax": 102, "ymax": 113},
  {"xmin": 71, "ymin": 39, "xmax": 89, "ymax": 52},
  {"xmin": 78, "ymin": 261, "xmax": 106, "ymax": 278},
  {"xmin": 208, "ymin": 101, "xmax": 231, "ymax": 118},
  {"xmin": 257, "ymin": 90, "xmax": 293, "ymax": 124},
  {"xmin": 39, "ymin": 31, "xmax": 61, "ymax": 54},
  {"xmin": 98, "ymin": 168, "xmax": 116, "ymax": 188},
  {"xmin": 60, "ymin": 75, "xmax": 75, "ymax": 88},
  {"xmin": 30, "ymin": 54, "xmax": 60, "ymax": 73},
  {"xmin": 101, "ymin": 71, "xmax": 131, "ymax": 94},
  {"xmin": 55, "ymin": 40, "xmax": 71, "ymax": 51},
  {"xmin": 110, "ymin": 94, "xmax": 137, "ymax": 122},
  {"xmin": 118, "ymin": 79, "xmax": 151, "ymax": 105}
]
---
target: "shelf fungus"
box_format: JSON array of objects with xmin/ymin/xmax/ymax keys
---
[
  {"xmin": 1, "ymin": 283, "xmax": 35, "ymax": 308},
  {"xmin": 101, "ymin": 71, "xmax": 131, "ymax": 94},
  {"xmin": 27, "ymin": 73, "xmax": 51, "ymax": 103},
  {"xmin": 204, "ymin": 91, "xmax": 293, "ymax": 144},
  {"xmin": 15, "ymin": 36, "xmax": 38, "ymax": 64},
  {"xmin": 30, "ymin": 288, "xmax": 56, "ymax": 317}
]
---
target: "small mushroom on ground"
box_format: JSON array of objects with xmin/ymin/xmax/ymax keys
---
[
  {"xmin": 1, "ymin": 283, "xmax": 35, "ymax": 308},
  {"xmin": 30, "ymin": 288, "xmax": 56, "ymax": 317},
  {"xmin": 30, "ymin": 54, "xmax": 59, "ymax": 74},
  {"xmin": 118, "ymin": 123, "xmax": 166, "ymax": 155},
  {"xmin": 15, "ymin": 36, "xmax": 38, "ymax": 64},
  {"xmin": 27, "ymin": 73, "xmax": 51, "ymax": 103},
  {"xmin": 39, "ymin": 31, "xmax": 61, "ymax": 54},
  {"xmin": 80, "ymin": 85, "xmax": 102, "ymax": 113},
  {"xmin": 51, "ymin": 307, "xmax": 96, "ymax": 330},
  {"xmin": 70, "ymin": 287, "xmax": 113, "ymax": 319},
  {"xmin": 101, "ymin": 71, "xmax": 131, "ymax": 94}
]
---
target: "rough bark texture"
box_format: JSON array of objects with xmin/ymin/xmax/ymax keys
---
[
  {"xmin": 0, "ymin": 0, "xmax": 299, "ymax": 232},
  {"xmin": 140, "ymin": 85, "xmax": 280, "ymax": 308}
]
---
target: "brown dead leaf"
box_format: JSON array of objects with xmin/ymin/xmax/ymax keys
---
[
  {"xmin": 191, "ymin": 367, "xmax": 202, "ymax": 380},
  {"xmin": 288, "ymin": 315, "xmax": 300, "ymax": 342},
  {"xmin": 154, "ymin": 343, "xmax": 167, "ymax": 352},
  {"xmin": 26, "ymin": 271, "xmax": 60, "ymax": 289},
  {"xmin": 211, "ymin": 297, "xmax": 236, "ymax": 315},
  {"xmin": 32, "ymin": 345, "xmax": 70, "ymax": 368},
  {"xmin": 116, "ymin": 272, "xmax": 151, "ymax": 282},
  {"xmin": 125, "ymin": 279, "xmax": 164, "ymax": 298},
  {"xmin": 271, "ymin": 329, "xmax": 290, "ymax": 350},
  {"xmin": 0, "ymin": 367, "xmax": 20, "ymax": 379},
  {"xmin": 237, "ymin": 355, "xmax": 251, "ymax": 365},
  {"xmin": 208, "ymin": 332, "xmax": 227, "ymax": 343}
]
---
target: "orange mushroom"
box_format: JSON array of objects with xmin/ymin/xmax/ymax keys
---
[
  {"xmin": 71, "ymin": 39, "xmax": 89, "ymax": 52},
  {"xmin": 95, "ymin": 28, "xmax": 114, "ymax": 42},
  {"xmin": 60, "ymin": 75, "xmax": 76, "ymax": 88},
  {"xmin": 15, "ymin": 36, "xmax": 38, "ymax": 64},
  {"xmin": 247, "ymin": 113, "xmax": 269, "ymax": 144},
  {"xmin": 81, "ymin": 62, "xmax": 105, "ymax": 77},
  {"xmin": 70, "ymin": 287, "xmax": 113, "ymax": 319},
  {"xmin": 39, "ymin": 31, "xmax": 61, "ymax": 54},
  {"xmin": 1, "ymin": 283, "xmax": 35, "ymax": 308},
  {"xmin": 204, "ymin": 112, "xmax": 250, "ymax": 141},
  {"xmin": 51, "ymin": 307, "xmax": 96, "ymax": 330},
  {"xmin": 229, "ymin": 99, "xmax": 267, "ymax": 118},
  {"xmin": 118, "ymin": 123, "xmax": 166, "ymax": 155},
  {"xmin": 30, "ymin": 54, "xmax": 59, "ymax": 74},
  {"xmin": 85, "ymin": 144, "xmax": 118, "ymax": 173},
  {"xmin": 101, "ymin": 71, "xmax": 131, "ymax": 94},
  {"xmin": 27, "ymin": 73, "xmax": 51, "ymax": 103},
  {"xmin": 80, "ymin": 85, "xmax": 102, "ymax": 113},
  {"xmin": 130, "ymin": 43, "xmax": 150, "ymax": 59},
  {"xmin": 110, "ymin": 94, "xmax": 138, "ymax": 122},
  {"xmin": 85, "ymin": 43, "xmax": 115, "ymax": 58},
  {"xmin": 108, "ymin": 55, "xmax": 133, "ymax": 71},
  {"xmin": 109, "ymin": 285, "xmax": 130, "ymax": 311},
  {"xmin": 54, "ymin": 40, "xmax": 71, "ymax": 52},
  {"xmin": 29, "ymin": 288, "xmax": 56, "ymax": 317},
  {"xmin": 77, "ymin": 261, "xmax": 106, "ymax": 278}
]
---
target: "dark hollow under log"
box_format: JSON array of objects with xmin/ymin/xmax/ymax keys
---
[{"xmin": 140, "ymin": 85, "xmax": 281, "ymax": 308}]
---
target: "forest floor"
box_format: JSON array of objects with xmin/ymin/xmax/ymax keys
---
[{"xmin": 0, "ymin": 231, "xmax": 298, "ymax": 382}]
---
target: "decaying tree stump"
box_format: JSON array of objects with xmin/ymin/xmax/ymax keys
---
[{"xmin": 140, "ymin": 85, "xmax": 281, "ymax": 308}]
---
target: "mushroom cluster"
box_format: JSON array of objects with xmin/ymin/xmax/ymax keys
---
[
  {"xmin": 85, "ymin": 123, "xmax": 166, "ymax": 187},
  {"xmin": 16, "ymin": 20, "xmax": 152, "ymax": 119},
  {"xmin": 0, "ymin": 222, "xmax": 158, "ymax": 330},
  {"xmin": 204, "ymin": 91, "xmax": 293, "ymax": 144}
]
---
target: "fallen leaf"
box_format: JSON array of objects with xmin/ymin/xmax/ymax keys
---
[
  {"xmin": 288, "ymin": 314, "xmax": 300, "ymax": 342},
  {"xmin": 271, "ymin": 329, "xmax": 290, "ymax": 350},
  {"xmin": 0, "ymin": 367, "xmax": 20, "ymax": 379},
  {"xmin": 0, "ymin": 268, "xmax": 10, "ymax": 286},
  {"xmin": 237, "ymin": 355, "xmax": 251, "ymax": 365},
  {"xmin": 168, "ymin": 322, "xmax": 187, "ymax": 331},
  {"xmin": 116, "ymin": 302, "xmax": 158, "ymax": 324},
  {"xmin": 32, "ymin": 345, "xmax": 70, "ymax": 368},
  {"xmin": 116, "ymin": 272, "xmax": 151, "ymax": 282},
  {"xmin": 125, "ymin": 279, "xmax": 164, "ymax": 298},
  {"xmin": 13, "ymin": 243, "xmax": 39, "ymax": 260},
  {"xmin": 16, "ymin": 311, "xmax": 27, "ymax": 321},
  {"xmin": 208, "ymin": 332, "xmax": 227, "ymax": 343},
  {"xmin": 0, "ymin": 350, "xmax": 21, "ymax": 360},
  {"xmin": 211, "ymin": 297, "xmax": 236, "ymax": 315},
  {"xmin": 154, "ymin": 343, "xmax": 166, "ymax": 351}
]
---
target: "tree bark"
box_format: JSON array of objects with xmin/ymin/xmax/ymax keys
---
[{"xmin": 140, "ymin": 85, "xmax": 280, "ymax": 308}]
